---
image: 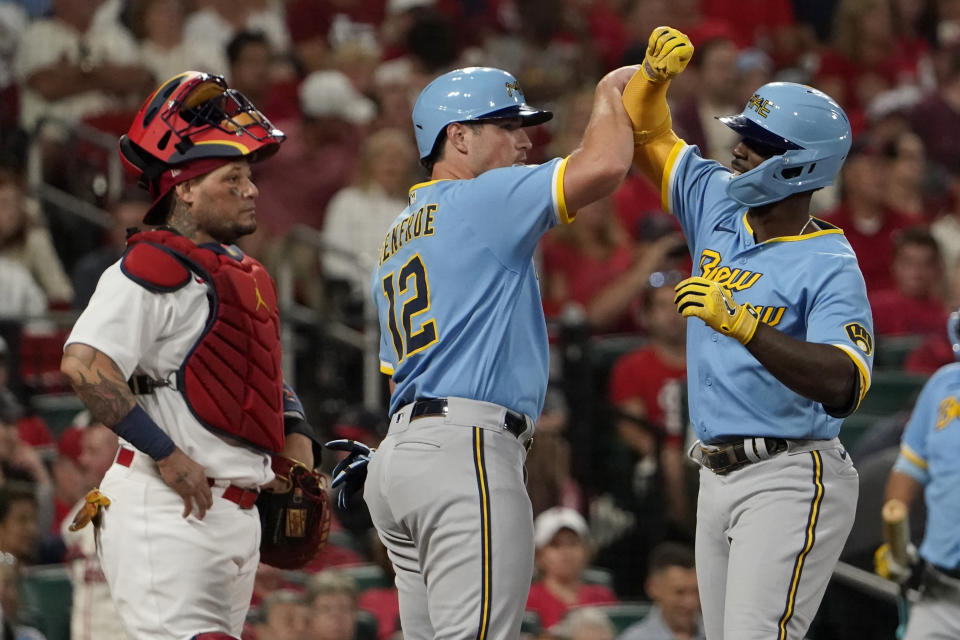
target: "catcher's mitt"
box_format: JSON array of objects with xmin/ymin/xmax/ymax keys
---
[{"xmin": 257, "ymin": 456, "xmax": 331, "ymax": 569}]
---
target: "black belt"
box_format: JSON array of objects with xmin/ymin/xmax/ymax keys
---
[
  {"xmin": 410, "ymin": 398, "xmax": 527, "ymax": 440},
  {"xmin": 921, "ymin": 563, "xmax": 960, "ymax": 596},
  {"xmin": 701, "ymin": 437, "xmax": 789, "ymax": 474},
  {"xmin": 933, "ymin": 564, "xmax": 960, "ymax": 580}
]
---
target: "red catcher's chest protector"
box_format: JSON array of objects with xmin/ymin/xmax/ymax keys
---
[{"xmin": 121, "ymin": 230, "xmax": 285, "ymax": 453}]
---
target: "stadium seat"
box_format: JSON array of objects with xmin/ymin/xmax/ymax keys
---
[
  {"xmin": 341, "ymin": 563, "xmax": 392, "ymax": 592},
  {"xmin": 20, "ymin": 564, "xmax": 72, "ymax": 640},
  {"xmin": 873, "ymin": 335, "xmax": 923, "ymax": 371},
  {"xmin": 586, "ymin": 335, "xmax": 649, "ymax": 380},
  {"xmin": 29, "ymin": 393, "xmax": 86, "ymax": 437},
  {"xmin": 857, "ymin": 371, "xmax": 927, "ymax": 415},
  {"xmin": 355, "ymin": 609, "xmax": 379, "ymax": 640},
  {"xmin": 18, "ymin": 328, "xmax": 72, "ymax": 394},
  {"xmin": 521, "ymin": 610, "xmax": 543, "ymax": 635},
  {"xmin": 840, "ymin": 412, "xmax": 886, "ymax": 451}
]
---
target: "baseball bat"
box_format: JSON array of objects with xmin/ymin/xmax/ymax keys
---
[{"xmin": 882, "ymin": 498, "xmax": 910, "ymax": 567}]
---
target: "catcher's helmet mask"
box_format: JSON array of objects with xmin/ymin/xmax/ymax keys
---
[{"xmin": 119, "ymin": 71, "xmax": 285, "ymax": 224}]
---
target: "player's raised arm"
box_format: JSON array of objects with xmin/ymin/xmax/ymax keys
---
[
  {"xmin": 561, "ymin": 66, "xmax": 637, "ymax": 213},
  {"xmin": 621, "ymin": 27, "xmax": 693, "ymax": 189}
]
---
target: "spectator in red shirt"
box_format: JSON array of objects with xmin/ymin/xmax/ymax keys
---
[
  {"xmin": 823, "ymin": 140, "xmax": 910, "ymax": 292},
  {"xmin": 904, "ymin": 332, "xmax": 955, "ymax": 374},
  {"xmin": 816, "ymin": 0, "xmax": 929, "ymax": 126},
  {"xmin": 670, "ymin": 25, "xmax": 741, "ymax": 163},
  {"xmin": 253, "ymin": 69, "xmax": 375, "ymax": 239},
  {"xmin": 541, "ymin": 197, "xmax": 686, "ymax": 334},
  {"xmin": 593, "ymin": 274, "xmax": 690, "ymax": 598},
  {"xmin": 910, "ymin": 48, "xmax": 960, "ymax": 176},
  {"xmin": 702, "ymin": 0, "xmax": 798, "ymax": 65},
  {"xmin": 227, "ymin": 30, "xmax": 300, "ymax": 124},
  {"xmin": 870, "ymin": 227, "xmax": 948, "ymax": 337},
  {"xmin": 883, "ymin": 130, "xmax": 939, "ymax": 222},
  {"xmin": 284, "ymin": 0, "xmax": 386, "ymax": 73},
  {"xmin": 608, "ymin": 274, "xmax": 690, "ymax": 532},
  {"xmin": 50, "ymin": 425, "xmax": 85, "ymax": 534},
  {"xmin": 525, "ymin": 507, "xmax": 618, "ymax": 631},
  {"xmin": 0, "ymin": 397, "xmax": 51, "ymax": 500}
]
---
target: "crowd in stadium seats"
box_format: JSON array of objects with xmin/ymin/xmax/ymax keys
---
[{"xmin": 0, "ymin": 0, "xmax": 958, "ymax": 638}]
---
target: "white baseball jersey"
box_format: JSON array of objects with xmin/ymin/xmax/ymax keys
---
[
  {"xmin": 66, "ymin": 255, "xmax": 272, "ymax": 639},
  {"xmin": 66, "ymin": 261, "xmax": 273, "ymax": 486}
]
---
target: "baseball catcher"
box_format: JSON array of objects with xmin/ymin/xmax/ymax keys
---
[{"xmin": 60, "ymin": 70, "xmax": 330, "ymax": 639}]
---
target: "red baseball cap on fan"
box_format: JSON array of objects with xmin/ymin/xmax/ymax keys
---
[{"xmin": 57, "ymin": 426, "xmax": 84, "ymax": 464}]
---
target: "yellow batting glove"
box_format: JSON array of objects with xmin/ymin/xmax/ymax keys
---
[
  {"xmin": 641, "ymin": 27, "xmax": 694, "ymax": 83},
  {"xmin": 674, "ymin": 276, "xmax": 760, "ymax": 345},
  {"xmin": 874, "ymin": 542, "xmax": 918, "ymax": 584}
]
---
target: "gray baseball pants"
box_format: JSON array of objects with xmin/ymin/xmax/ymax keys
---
[
  {"xmin": 364, "ymin": 397, "xmax": 535, "ymax": 640},
  {"xmin": 693, "ymin": 438, "xmax": 859, "ymax": 640}
]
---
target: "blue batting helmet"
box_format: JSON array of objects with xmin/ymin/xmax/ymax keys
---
[
  {"xmin": 412, "ymin": 67, "xmax": 553, "ymax": 160},
  {"xmin": 718, "ymin": 82, "xmax": 851, "ymax": 207},
  {"xmin": 949, "ymin": 311, "xmax": 960, "ymax": 361}
]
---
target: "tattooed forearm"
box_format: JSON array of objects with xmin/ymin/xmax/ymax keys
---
[{"xmin": 62, "ymin": 347, "xmax": 135, "ymax": 426}]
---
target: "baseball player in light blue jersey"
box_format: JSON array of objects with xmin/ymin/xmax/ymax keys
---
[
  {"xmin": 622, "ymin": 28, "xmax": 874, "ymax": 639},
  {"xmin": 878, "ymin": 311, "xmax": 960, "ymax": 639},
  {"xmin": 337, "ymin": 65, "xmax": 637, "ymax": 640}
]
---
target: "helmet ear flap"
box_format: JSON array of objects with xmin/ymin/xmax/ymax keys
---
[
  {"xmin": 119, "ymin": 136, "xmax": 167, "ymax": 187},
  {"xmin": 948, "ymin": 311, "xmax": 960, "ymax": 360}
]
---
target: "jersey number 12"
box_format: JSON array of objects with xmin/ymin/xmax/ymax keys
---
[{"xmin": 382, "ymin": 254, "xmax": 438, "ymax": 361}]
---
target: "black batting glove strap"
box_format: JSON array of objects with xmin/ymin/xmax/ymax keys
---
[{"xmin": 325, "ymin": 439, "xmax": 375, "ymax": 510}]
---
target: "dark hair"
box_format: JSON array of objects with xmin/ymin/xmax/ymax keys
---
[
  {"xmin": 648, "ymin": 542, "xmax": 695, "ymax": 575},
  {"xmin": 419, "ymin": 121, "xmax": 485, "ymax": 173},
  {"xmin": 893, "ymin": 226, "xmax": 941, "ymax": 261},
  {"xmin": 0, "ymin": 168, "xmax": 24, "ymax": 191},
  {"xmin": 689, "ymin": 35, "xmax": 733, "ymax": 70},
  {"xmin": 405, "ymin": 9, "xmax": 458, "ymax": 72},
  {"xmin": 0, "ymin": 393, "xmax": 22, "ymax": 425},
  {"xmin": 0, "ymin": 482, "xmax": 36, "ymax": 524},
  {"xmin": 227, "ymin": 30, "xmax": 270, "ymax": 67},
  {"xmin": 420, "ymin": 133, "xmax": 446, "ymax": 173}
]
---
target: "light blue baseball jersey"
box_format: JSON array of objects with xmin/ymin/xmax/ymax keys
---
[
  {"xmin": 372, "ymin": 157, "xmax": 571, "ymax": 419},
  {"xmin": 893, "ymin": 362, "xmax": 960, "ymax": 569},
  {"xmin": 662, "ymin": 143, "xmax": 875, "ymax": 442}
]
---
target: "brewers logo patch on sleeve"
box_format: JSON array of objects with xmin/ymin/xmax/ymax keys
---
[{"xmin": 844, "ymin": 322, "xmax": 874, "ymax": 356}]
